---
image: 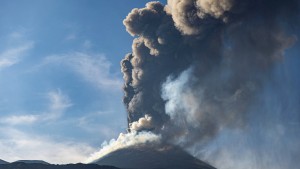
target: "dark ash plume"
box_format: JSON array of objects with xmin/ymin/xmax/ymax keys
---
[
  {"xmin": 122, "ymin": 0, "xmax": 298, "ymax": 136},
  {"xmin": 120, "ymin": 0, "xmax": 300, "ymax": 168},
  {"xmin": 121, "ymin": 1, "xmax": 187, "ymax": 130}
]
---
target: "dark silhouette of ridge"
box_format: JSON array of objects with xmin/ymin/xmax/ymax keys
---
[
  {"xmin": 0, "ymin": 163, "xmax": 120, "ymax": 169},
  {"xmin": 93, "ymin": 145, "xmax": 216, "ymax": 169},
  {"xmin": 14, "ymin": 160, "xmax": 49, "ymax": 164},
  {"xmin": 0, "ymin": 159, "xmax": 8, "ymax": 164}
]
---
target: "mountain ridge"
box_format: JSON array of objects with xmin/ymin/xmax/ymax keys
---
[
  {"xmin": 0, "ymin": 163, "xmax": 120, "ymax": 169},
  {"xmin": 0, "ymin": 159, "xmax": 8, "ymax": 164},
  {"xmin": 13, "ymin": 160, "xmax": 50, "ymax": 164}
]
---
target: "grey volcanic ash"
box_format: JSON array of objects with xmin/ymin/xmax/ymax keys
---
[{"xmin": 88, "ymin": 1, "xmax": 300, "ymax": 169}]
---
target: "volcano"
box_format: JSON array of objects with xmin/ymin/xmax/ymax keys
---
[{"xmin": 93, "ymin": 145, "xmax": 216, "ymax": 169}]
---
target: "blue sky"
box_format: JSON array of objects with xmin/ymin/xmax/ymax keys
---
[{"xmin": 0, "ymin": 0, "xmax": 165, "ymax": 163}]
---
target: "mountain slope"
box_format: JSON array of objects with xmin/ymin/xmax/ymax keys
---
[
  {"xmin": 93, "ymin": 145, "xmax": 216, "ymax": 169},
  {"xmin": 0, "ymin": 159, "xmax": 8, "ymax": 164}
]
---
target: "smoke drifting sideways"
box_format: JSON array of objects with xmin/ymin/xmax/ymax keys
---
[{"xmin": 87, "ymin": 0, "xmax": 300, "ymax": 168}]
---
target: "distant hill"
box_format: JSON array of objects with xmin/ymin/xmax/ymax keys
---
[
  {"xmin": 14, "ymin": 160, "xmax": 49, "ymax": 164},
  {"xmin": 0, "ymin": 163, "xmax": 120, "ymax": 169},
  {"xmin": 0, "ymin": 159, "xmax": 8, "ymax": 164},
  {"xmin": 93, "ymin": 145, "xmax": 216, "ymax": 169}
]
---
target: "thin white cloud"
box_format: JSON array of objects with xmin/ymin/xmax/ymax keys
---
[
  {"xmin": 77, "ymin": 111, "xmax": 125, "ymax": 139},
  {"xmin": 45, "ymin": 90, "xmax": 73, "ymax": 120},
  {"xmin": 0, "ymin": 89, "xmax": 72, "ymax": 126},
  {"xmin": 65, "ymin": 33, "xmax": 77, "ymax": 41},
  {"xmin": 82, "ymin": 40, "xmax": 92, "ymax": 49},
  {"xmin": 0, "ymin": 127, "xmax": 95, "ymax": 164},
  {"xmin": 0, "ymin": 42, "xmax": 34, "ymax": 70},
  {"xmin": 0, "ymin": 115, "xmax": 39, "ymax": 126},
  {"xmin": 0, "ymin": 90, "xmax": 88, "ymax": 164},
  {"xmin": 9, "ymin": 31, "xmax": 25, "ymax": 39},
  {"xmin": 40, "ymin": 52, "xmax": 122, "ymax": 90}
]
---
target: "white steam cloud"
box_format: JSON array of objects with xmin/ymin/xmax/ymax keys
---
[
  {"xmin": 129, "ymin": 114, "xmax": 153, "ymax": 132},
  {"xmin": 85, "ymin": 131, "xmax": 161, "ymax": 163}
]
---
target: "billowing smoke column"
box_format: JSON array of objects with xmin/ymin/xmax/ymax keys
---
[
  {"xmin": 122, "ymin": 0, "xmax": 298, "ymax": 141},
  {"xmin": 89, "ymin": 0, "xmax": 300, "ymax": 168}
]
